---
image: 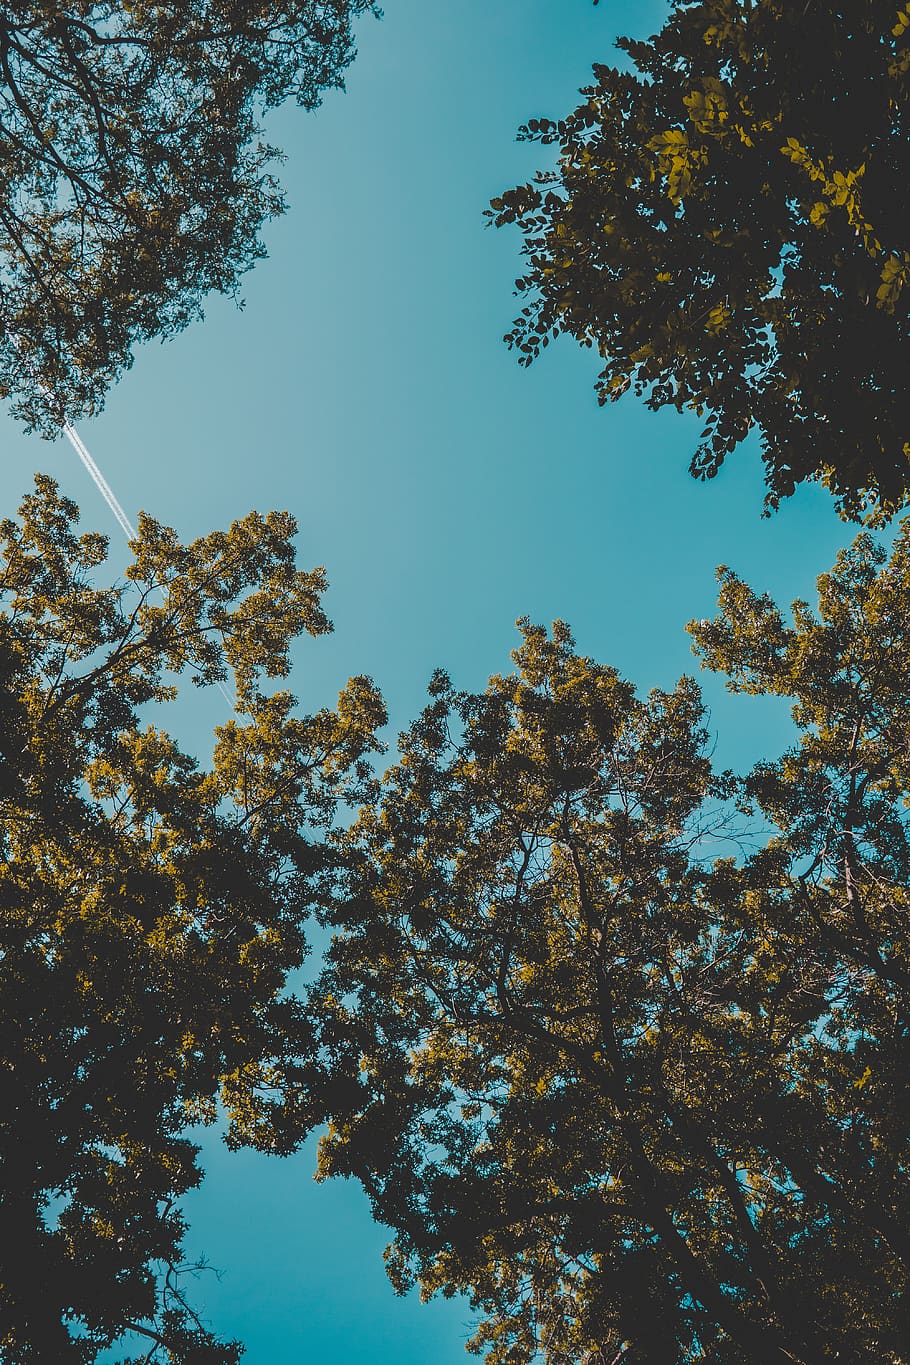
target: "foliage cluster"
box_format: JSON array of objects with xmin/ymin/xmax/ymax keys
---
[
  {"xmin": 490, "ymin": 0, "xmax": 910, "ymax": 518},
  {"xmin": 0, "ymin": 477, "xmax": 384, "ymax": 1362},
  {"xmin": 285, "ymin": 530, "xmax": 910, "ymax": 1365},
  {"xmin": 0, "ymin": 1, "xmax": 376, "ymax": 433}
]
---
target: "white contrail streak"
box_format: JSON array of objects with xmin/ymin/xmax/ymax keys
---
[
  {"xmin": 62, "ymin": 420, "xmax": 137, "ymax": 540},
  {"xmin": 8, "ymin": 332, "xmax": 135, "ymax": 540},
  {"xmin": 11, "ymin": 336, "xmax": 232, "ymax": 709},
  {"xmin": 62, "ymin": 417, "xmax": 235, "ymax": 710}
]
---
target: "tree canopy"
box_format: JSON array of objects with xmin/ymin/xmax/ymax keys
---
[
  {"xmin": 0, "ymin": 475, "xmax": 384, "ymax": 1363},
  {"xmin": 283, "ymin": 529, "xmax": 910, "ymax": 1365},
  {"xmin": 490, "ymin": 0, "xmax": 910, "ymax": 520},
  {"xmin": 0, "ymin": 1, "xmax": 375, "ymax": 435}
]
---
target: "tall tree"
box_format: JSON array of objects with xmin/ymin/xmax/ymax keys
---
[
  {"xmin": 0, "ymin": 1, "xmax": 376, "ymax": 434},
  {"xmin": 284, "ymin": 533, "xmax": 910, "ymax": 1364},
  {"xmin": 490, "ymin": 0, "xmax": 910, "ymax": 520},
  {"xmin": 0, "ymin": 475, "xmax": 384, "ymax": 1363}
]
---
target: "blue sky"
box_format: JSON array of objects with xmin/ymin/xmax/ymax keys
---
[{"xmin": 0, "ymin": 3, "xmax": 869, "ymax": 1361}]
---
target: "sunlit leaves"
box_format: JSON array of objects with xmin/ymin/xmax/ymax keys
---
[
  {"xmin": 287, "ymin": 534, "xmax": 910, "ymax": 1363},
  {"xmin": 491, "ymin": 1, "xmax": 910, "ymax": 519},
  {"xmin": 0, "ymin": 476, "xmax": 384, "ymax": 1362}
]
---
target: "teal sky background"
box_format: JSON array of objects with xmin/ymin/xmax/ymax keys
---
[{"xmin": 0, "ymin": 3, "xmax": 872, "ymax": 1361}]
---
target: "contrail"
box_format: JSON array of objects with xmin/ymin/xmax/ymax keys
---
[
  {"xmin": 9, "ymin": 323, "xmax": 235, "ymax": 710},
  {"xmin": 62, "ymin": 416, "xmax": 235, "ymax": 710},
  {"xmin": 62, "ymin": 420, "xmax": 136, "ymax": 540},
  {"xmin": 8, "ymin": 332, "xmax": 135, "ymax": 539},
  {"xmin": 8, "ymin": 335, "xmax": 134, "ymax": 537}
]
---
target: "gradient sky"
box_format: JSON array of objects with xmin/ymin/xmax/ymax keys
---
[{"xmin": 0, "ymin": 3, "xmax": 873, "ymax": 1361}]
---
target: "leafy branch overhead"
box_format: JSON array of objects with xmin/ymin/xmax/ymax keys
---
[
  {"xmin": 282, "ymin": 528, "xmax": 910, "ymax": 1365},
  {"xmin": 490, "ymin": 0, "xmax": 910, "ymax": 520},
  {"xmin": 0, "ymin": 1, "xmax": 377, "ymax": 435},
  {"xmin": 0, "ymin": 477, "xmax": 385, "ymax": 1363}
]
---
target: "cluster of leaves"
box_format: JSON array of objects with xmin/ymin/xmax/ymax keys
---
[
  {"xmin": 0, "ymin": 475, "xmax": 385, "ymax": 1363},
  {"xmin": 277, "ymin": 529, "xmax": 910, "ymax": 1364},
  {"xmin": 490, "ymin": 0, "xmax": 910, "ymax": 519},
  {"xmin": 0, "ymin": 1, "xmax": 377, "ymax": 433}
]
